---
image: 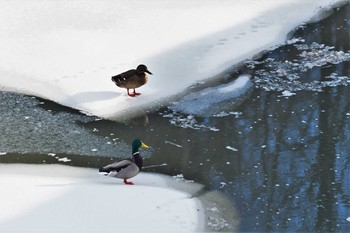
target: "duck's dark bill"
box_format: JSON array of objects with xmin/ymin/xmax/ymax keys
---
[{"xmin": 146, "ymin": 70, "xmax": 153, "ymax": 75}]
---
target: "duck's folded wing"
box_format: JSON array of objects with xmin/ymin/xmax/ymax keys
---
[{"xmin": 101, "ymin": 159, "xmax": 133, "ymax": 172}]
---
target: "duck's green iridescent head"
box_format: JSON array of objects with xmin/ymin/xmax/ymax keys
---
[{"xmin": 132, "ymin": 139, "xmax": 149, "ymax": 154}]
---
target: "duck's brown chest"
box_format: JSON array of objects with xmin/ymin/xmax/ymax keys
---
[{"xmin": 125, "ymin": 74, "xmax": 148, "ymax": 89}]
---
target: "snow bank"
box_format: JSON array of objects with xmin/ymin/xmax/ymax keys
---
[
  {"xmin": 0, "ymin": 0, "xmax": 342, "ymax": 119},
  {"xmin": 0, "ymin": 164, "xmax": 204, "ymax": 232}
]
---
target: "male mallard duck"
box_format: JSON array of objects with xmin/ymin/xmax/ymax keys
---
[
  {"xmin": 99, "ymin": 139, "xmax": 149, "ymax": 185},
  {"xmin": 111, "ymin": 64, "xmax": 153, "ymax": 97}
]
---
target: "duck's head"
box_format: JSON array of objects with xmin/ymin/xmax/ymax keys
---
[
  {"xmin": 132, "ymin": 139, "xmax": 149, "ymax": 154},
  {"xmin": 136, "ymin": 64, "xmax": 153, "ymax": 75}
]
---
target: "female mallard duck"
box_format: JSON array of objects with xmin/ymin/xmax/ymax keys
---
[
  {"xmin": 111, "ymin": 64, "xmax": 153, "ymax": 97},
  {"xmin": 99, "ymin": 139, "xmax": 149, "ymax": 185}
]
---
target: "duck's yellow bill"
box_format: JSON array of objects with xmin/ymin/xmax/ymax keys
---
[{"xmin": 141, "ymin": 142, "xmax": 149, "ymax": 149}]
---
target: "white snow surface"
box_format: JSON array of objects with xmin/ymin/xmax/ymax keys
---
[
  {"xmin": 0, "ymin": 164, "xmax": 204, "ymax": 232},
  {"xmin": 0, "ymin": 0, "xmax": 342, "ymax": 119}
]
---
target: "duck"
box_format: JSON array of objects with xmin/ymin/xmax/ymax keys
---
[
  {"xmin": 111, "ymin": 64, "xmax": 153, "ymax": 97},
  {"xmin": 99, "ymin": 139, "xmax": 149, "ymax": 185}
]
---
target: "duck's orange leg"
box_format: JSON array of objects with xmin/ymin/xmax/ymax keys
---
[
  {"xmin": 123, "ymin": 178, "xmax": 134, "ymax": 185},
  {"xmin": 127, "ymin": 89, "xmax": 136, "ymax": 97}
]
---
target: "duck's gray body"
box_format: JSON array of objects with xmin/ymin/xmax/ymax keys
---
[
  {"xmin": 100, "ymin": 152, "xmax": 143, "ymax": 179},
  {"xmin": 99, "ymin": 139, "xmax": 148, "ymax": 185}
]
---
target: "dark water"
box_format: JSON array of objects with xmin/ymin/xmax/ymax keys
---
[{"xmin": 1, "ymin": 3, "xmax": 350, "ymax": 232}]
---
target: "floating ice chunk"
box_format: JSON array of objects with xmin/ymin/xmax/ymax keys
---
[
  {"xmin": 219, "ymin": 75, "xmax": 251, "ymax": 93},
  {"xmin": 208, "ymin": 206, "xmax": 219, "ymax": 213},
  {"xmin": 281, "ymin": 90, "xmax": 296, "ymax": 97},
  {"xmin": 213, "ymin": 111, "xmax": 242, "ymax": 118},
  {"xmin": 208, "ymin": 216, "xmax": 229, "ymax": 231},
  {"xmin": 173, "ymin": 174, "xmax": 194, "ymax": 183},
  {"xmin": 253, "ymin": 41, "xmax": 350, "ymax": 92},
  {"xmin": 220, "ymin": 182, "xmax": 227, "ymax": 188},
  {"xmin": 57, "ymin": 157, "xmax": 71, "ymax": 162},
  {"xmin": 173, "ymin": 174, "xmax": 185, "ymax": 180},
  {"xmin": 48, "ymin": 153, "xmax": 56, "ymax": 157},
  {"xmin": 286, "ymin": 37, "xmax": 305, "ymax": 44},
  {"xmin": 143, "ymin": 163, "xmax": 168, "ymax": 169},
  {"xmin": 209, "ymin": 127, "xmax": 220, "ymax": 132},
  {"xmin": 213, "ymin": 112, "xmax": 230, "ymax": 117},
  {"xmin": 347, "ymin": 217, "xmax": 350, "ymax": 222},
  {"xmin": 170, "ymin": 75, "xmax": 253, "ymax": 117},
  {"xmin": 226, "ymin": 146, "xmax": 238, "ymax": 152},
  {"xmin": 164, "ymin": 140, "xmax": 183, "ymax": 148},
  {"xmin": 0, "ymin": 152, "xmax": 7, "ymax": 155},
  {"xmin": 161, "ymin": 110, "xmax": 220, "ymax": 131}
]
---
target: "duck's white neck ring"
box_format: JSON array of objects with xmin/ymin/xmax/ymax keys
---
[{"xmin": 133, "ymin": 151, "xmax": 140, "ymax": 156}]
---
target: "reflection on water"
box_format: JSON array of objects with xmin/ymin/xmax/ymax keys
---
[{"xmin": 1, "ymin": 2, "xmax": 350, "ymax": 232}]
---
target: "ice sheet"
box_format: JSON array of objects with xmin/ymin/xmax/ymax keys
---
[
  {"xmin": 0, "ymin": 0, "xmax": 342, "ymax": 119},
  {"xmin": 169, "ymin": 75, "xmax": 253, "ymax": 116},
  {"xmin": 0, "ymin": 164, "xmax": 204, "ymax": 232}
]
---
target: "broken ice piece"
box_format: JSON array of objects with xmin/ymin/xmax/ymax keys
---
[
  {"xmin": 226, "ymin": 146, "xmax": 238, "ymax": 152},
  {"xmin": 57, "ymin": 157, "xmax": 71, "ymax": 162},
  {"xmin": 220, "ymin": 182, "xmax": 226, "ymax": 188},
  {"xmin": 282, "ymin": 90, "xmax": 296, "ymax": 97},
  {"xmin": 165, "ymin": 140, "xmax": 183, "ymax": 148}
]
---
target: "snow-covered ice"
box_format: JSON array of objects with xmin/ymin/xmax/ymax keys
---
[
  {"xmin": 0, "ymin": 0, "xmax": 344, "ymax": 119},
  {"xmin": 0, "ymin": 164, "xmax": 204, "ymax": 232}
]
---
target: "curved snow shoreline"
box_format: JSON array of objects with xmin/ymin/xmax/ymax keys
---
[
  {"xmin": 0, "ymin": 0, "xmax": 344, "ymax": 120},
  {"xmin": 0, "ymin": 164, "xmax": 207, "ymax": 232}
]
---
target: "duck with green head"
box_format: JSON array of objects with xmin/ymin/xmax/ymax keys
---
[{"xmin": 99, "ymin": 139, "xmax": 149, "ymax": 185}]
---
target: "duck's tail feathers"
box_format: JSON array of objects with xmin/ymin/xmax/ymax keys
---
[
  {"xmin": 99, "ymin": 167, "xmax": 109, "ymax": 176},
  {"xmin": 111, "ymin": 75, "xmax": 125, "ymax": 86}
]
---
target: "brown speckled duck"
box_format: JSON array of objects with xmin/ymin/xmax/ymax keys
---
[
  {"xmin": 111, "ymin": 64, "xmax": 153, "ymax": 97},
  {"xmin": 99, "ymin": 139, "xmax": 149, "ymax": 185}
]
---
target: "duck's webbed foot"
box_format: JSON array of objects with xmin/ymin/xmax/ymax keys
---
[
  {"xmin": 133, "ymin": 89, "xmax": 141, "ymax": 96},
  {"xmin": 127, "ymin": 89, "xmax": 136, "ymax": 97},
  {"xmin": 123, "ymin": 179, "xmax": 134, "ymax": 185}
]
